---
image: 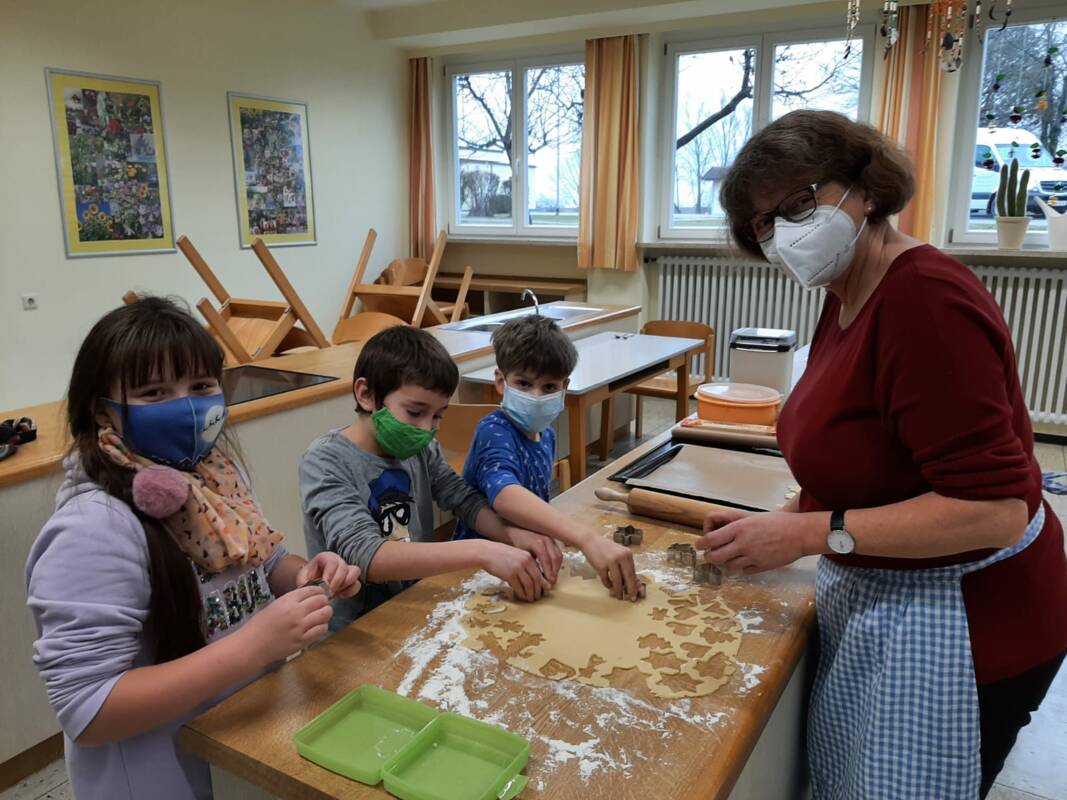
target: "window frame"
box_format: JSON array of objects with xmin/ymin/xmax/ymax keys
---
[
  {"xmin": 445, "ymin": 53, "xmax": 585, "ymax": 240},
  {"xmin": 946, "ymin": 5, "xmax": 1065, "ymax": 247},
  {"xmin": 658, "ymin": 25, "xmax": 876, "ymax": 241}
]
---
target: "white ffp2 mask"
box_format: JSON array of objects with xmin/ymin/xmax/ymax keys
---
[{"xmin": 760, "ymin": 186, "xmax": 867, "ymax": 289}]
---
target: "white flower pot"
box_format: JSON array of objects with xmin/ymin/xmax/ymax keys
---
[{"xmin": 996, "ymin": 216, "xmax": 1031, "ymax": 250}]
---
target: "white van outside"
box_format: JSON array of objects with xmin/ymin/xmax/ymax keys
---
[{"xmin": 970, "ymin": 127, "xmax": 1067, "ymax": 218}]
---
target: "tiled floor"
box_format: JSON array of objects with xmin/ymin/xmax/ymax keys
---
[{"xmin": 5, "ymin": 398, "xmax": 1065, "ymax": 800}]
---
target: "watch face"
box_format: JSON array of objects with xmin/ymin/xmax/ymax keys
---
[{"xmin": 828, "ymin": 529, "xmax": 855, "ymax": 555}]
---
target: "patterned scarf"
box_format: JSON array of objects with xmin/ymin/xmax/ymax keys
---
[{"xmin": 98, "ymin": 426, "xmax": 282, "ymax": 573}]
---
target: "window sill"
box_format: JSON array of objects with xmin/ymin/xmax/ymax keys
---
[
  {"xmin": 942, "ymin": 244, "xmax": 1067, "ymax": 268},
  {"xmin": 638, "ymin": 240, "xmax": 750, "ymax": 258},
  {"xmin": 447, "ymin": 235, "xmax": 577, "ymax": 247}
]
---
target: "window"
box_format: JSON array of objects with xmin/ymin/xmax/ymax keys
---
[
  {"xmin": 448, "ymin": 58, "xmax": 584, "ymax": 237},
  {"xmin": 951, "ymin": 15, "xmax": 1067, "ymax": 242},
  {"xmin": 454, "ymin": 69, "xmax": 513, "ymax": 227},
  {"xmin": 771, "ymin": 39, "xmax": 864, "ymax": 120},
  {"xmin": 663, "ymin": 29, "xmax": 872, "ymax": 237}
]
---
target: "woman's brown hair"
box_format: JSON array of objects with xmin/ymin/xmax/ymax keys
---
[
  {"xmin": 719, "ymin": 109, "xmax": 915, "ymax": 259},
  {"xmin": 66, "ymin": 296, "xmax": 225, "ymax": 662}
]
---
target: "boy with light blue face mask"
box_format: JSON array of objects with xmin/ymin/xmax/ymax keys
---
[{"xmin": 453, "ymin": 315, "xmax": 643, "ymax": 601}]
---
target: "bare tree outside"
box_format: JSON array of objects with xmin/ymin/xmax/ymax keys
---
[
  {"xmin": 454, "ymin": 64, "xmax": 584, "ymax": 226},
  {"xmin": 455, "ymin": 70, "xmax": 513, "ymax": 225},
  {"xmin": 671, "ymin": 39, "xmax": 863, "ymax": 228}
]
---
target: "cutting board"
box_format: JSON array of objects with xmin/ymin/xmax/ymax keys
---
[{"xmin": 626, "ymin": 444, "xmax": 796, "ymax": 511}]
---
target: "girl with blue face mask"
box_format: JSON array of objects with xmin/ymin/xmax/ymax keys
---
[{"xmin": 26, "ymin": 297, "xmax": 361, "ymax": 800}]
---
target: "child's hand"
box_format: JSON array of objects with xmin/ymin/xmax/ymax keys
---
[
  {"xmin": 296, "ymin": 553, "xmax": 362, "ymax": 599},
  {"xmin": 239, "ymin": 586, "xmax": 332, "ymax": 665},
  {"xmin": 583, "ymin": 536, "xmax": 643, "ymax": 601},
  {"xmin": 479, "ymin": 542, "xmax": 552, "ymax": 602},
  {"xmin": 505, "ymin": 528, "xmax": 563, "ymax": 585}
]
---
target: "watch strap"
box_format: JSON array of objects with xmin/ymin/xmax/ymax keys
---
[{"xmin": 831, "ymin": 510, "xmax": 846, "ymax": 532}]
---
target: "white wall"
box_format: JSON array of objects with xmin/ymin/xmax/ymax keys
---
[{"xmin": 0, "ymin": 0, "xmax": 409, "ymax": 410}]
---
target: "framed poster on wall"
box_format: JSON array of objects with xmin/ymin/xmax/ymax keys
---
[
  {"xmin": 45, "ymin": 68, "xmax": 175, "ymax": 257},
  {"xmin": 227, "ymin": 93, "xmax": 316, "ymax": 248}
]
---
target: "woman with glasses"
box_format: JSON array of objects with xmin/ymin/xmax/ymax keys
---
[{"xmin": 702, "ymin": 110, "xmax": 1066, "ymax": 800}]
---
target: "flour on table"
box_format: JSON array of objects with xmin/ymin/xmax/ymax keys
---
[{"xmin": 392, "ymin": 552, "xmax": 749, "ymax": 786}]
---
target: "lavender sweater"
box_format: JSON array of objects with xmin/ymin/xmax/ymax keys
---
[{"xmin": 25, "ymin": 459, "xmax": 287, "ymax": 800}]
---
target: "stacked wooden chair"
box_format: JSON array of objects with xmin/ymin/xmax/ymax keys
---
[
  {"xmin": 159, "ymin": 235, "xmax": 329, "ymax": 365},
  {"xmin": 331, "ymin": 228, "xmax": 474, "ymax": 344}
]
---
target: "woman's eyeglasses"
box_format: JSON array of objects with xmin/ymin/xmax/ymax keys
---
[{"xmin": 751, "ymin": 183, "xmax": 821, "ymax": 244}]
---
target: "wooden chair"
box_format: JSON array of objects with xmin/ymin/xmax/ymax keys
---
[
  {"xmin": 628, "ymin": 320, "xmax": 716, "ymax": 438},
  {"xmin": 176, "ymin": 235, "xmax": 329, "ymax": 366},
  {"xmin": 437, "ymin": 403, "xmax": 571, "ymax": 492},
  {"xmin": 335, "ymin": 230, "xmax": 461, "ymax": 329},
  {"xmin": 332, "ymin": 312, "xmax": 408, "ymax": 345},
  {"xmin": 378, "ymin": 261, "xmax": 474, "ymax": 324}
]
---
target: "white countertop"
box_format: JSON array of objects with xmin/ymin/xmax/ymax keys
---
[{"xmin": 462, "ymin": 331, "xmax": 704, "ymax": 395}]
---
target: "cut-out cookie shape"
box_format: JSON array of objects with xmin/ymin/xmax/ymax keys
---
[{"xmin": 460, "ymin": 571, "xmax": 743, "ymax": 698}]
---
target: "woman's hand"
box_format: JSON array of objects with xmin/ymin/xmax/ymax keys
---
[
  {"xmin": 581, "ymin": 536, "xmax": 642, "ymax": 601},
  {"xmin": 238, "ymin": 586, "xmax": 332, "ymax": 664},
  {"xmin": 296, "ymin": 553, "xmax": 362, "ymax": 599},
  {"xmin": 696, "ymin": 511, "xmax": 809, "ymax": 574},
  {"xmin": 505, "ymin": 527, "xmax": 563, "ymax": 585}
]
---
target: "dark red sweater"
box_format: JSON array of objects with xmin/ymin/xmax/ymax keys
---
[{"xmin": 778, "ymin": 245, "xmax": 1067, "ymax": 684}]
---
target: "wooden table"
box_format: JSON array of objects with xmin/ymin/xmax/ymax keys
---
[
  {"xmin": 181, "ymin": 431, "xmax": 817, "ymax": 799},
  {"xmin": 463, "ymin": 332, "xmax": 704, "ymax": 482}
]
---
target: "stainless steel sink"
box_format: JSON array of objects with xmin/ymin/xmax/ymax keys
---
[
  {"xmin": 541, "ymin": 306, "xmax": 599, "ymax": 320},
  {"xmin": 441, "ymin": 304, "xmax": 600, "ymax": 333}
]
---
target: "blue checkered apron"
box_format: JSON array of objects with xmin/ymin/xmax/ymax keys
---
[{"xmin": 808, "ymin": 506, "xmax": 1045, "ymax": 800}]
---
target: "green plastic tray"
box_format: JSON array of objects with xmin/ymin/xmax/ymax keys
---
[
  {"xmin": 381, "ymin": 713, "xmax": 530, "ymax": 800},
  {"xmin": 293, "ymin": 685, "xmax": 439, "ymax": 785}
]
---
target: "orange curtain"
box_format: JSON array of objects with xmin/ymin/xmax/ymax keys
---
[
  {"xmin": 877, "ymin": 5, "xmax": 943, "ymax": 241},
  {"xmin": 409, "ymin": 57, "xmax": 436, "ymax": 260},
  {"xmin": 577, "ymin": 35, "xmax": 640, "ymax": 272}
]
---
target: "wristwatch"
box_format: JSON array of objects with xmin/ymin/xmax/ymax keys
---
[{"xmin": 828, "ymin": 510, "xmax": 856, "ymax": 555}]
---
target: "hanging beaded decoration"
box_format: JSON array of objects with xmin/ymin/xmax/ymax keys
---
[
  {"xmin": 981, "ymin": 70, "xmax": 1004, "ymax": 132},
  {"xmin": 988, "ymin": 0, "xmax": 1012, "ymax": 33},
  {"xmin": 880, "ymin": 0, "xmax": 900, "ymax": 58},
  {"xmin": 939, "ymin": 0, "xmax": 967, "ymax": 73},
  {"xmin": 844, "ymin": 0, "xmax": 861, "ymax": 59},
  {"xmin": 973, "ymin": 0, "xmax": 984, "ymax": 44}
]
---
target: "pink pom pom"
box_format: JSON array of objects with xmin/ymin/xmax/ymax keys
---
[{"xmin": 132, "ymin": 466, "xmax": 190, "ymax": 518}]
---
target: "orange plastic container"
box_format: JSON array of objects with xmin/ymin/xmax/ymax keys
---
[{"xmin": 695, "ymin": 382, "xmax": 781, "ymax": 426}]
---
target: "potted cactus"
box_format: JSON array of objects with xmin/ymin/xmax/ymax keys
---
[{"xmin": 995, "ymin": 157, "xmax": 1032, "ymax": 249}]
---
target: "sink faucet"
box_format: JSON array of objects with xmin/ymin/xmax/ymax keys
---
[{"xmin": 521, "ymin": 289, "xmax": 540, "ymax": 315}]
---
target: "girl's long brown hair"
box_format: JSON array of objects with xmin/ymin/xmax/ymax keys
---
[{"xmin": 66, "ymin": 296, "xmax": 226, "ymax": 662}]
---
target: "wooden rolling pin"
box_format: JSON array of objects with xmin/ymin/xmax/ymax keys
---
[{"xmin": 594, "ymin": 486, "xmax": 731, "ymax": 530}]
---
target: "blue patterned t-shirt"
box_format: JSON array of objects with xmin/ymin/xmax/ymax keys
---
[{"xmin": 453, "ymin": 409, "xmax": 555, "ymax": 540}]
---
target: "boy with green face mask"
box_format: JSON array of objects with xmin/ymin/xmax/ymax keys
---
[{"xmin": 300, "ymin": 325, "xmax": 560, "ymax": 630}]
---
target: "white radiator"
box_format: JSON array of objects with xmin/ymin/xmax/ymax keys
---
[
  {"xmin": 973, "ymin": 264, "xmax": 1067, "ymax": 426},
  {"xmin": 657, "ymin": 256, "xmax": 826, "ymax": 382},
  {"xmin": 657, "ymin": 256, "xmax": 1067, "ymax": 426}
]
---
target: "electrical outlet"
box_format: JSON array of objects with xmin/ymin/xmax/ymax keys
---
[{"xmin": 22, "ymin": 293, "xmax": 39, "ymax": 311}]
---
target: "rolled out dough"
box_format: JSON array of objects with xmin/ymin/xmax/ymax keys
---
[{"xmin": 460, "ymin": 566, "xmax": 743, "ymax": 698}]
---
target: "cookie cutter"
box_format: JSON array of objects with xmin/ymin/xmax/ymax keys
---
[
  {"xmin": 693, "ymin": 561, "xmax": 723, "ymax": 587},
  {"xmin": 613, "ymin": 525, "xmax": 644, "ymax": 546},
  {"xmin": 667, "ymin": 543, "xmax": 723, "ymax": 586},
  {"xmin": 667, "ymin": 542, "xmax": 697, "ymax": 566},
  {"xmin": 301, "ymin": 578, "xmax": 332, "ymax": 599}
]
